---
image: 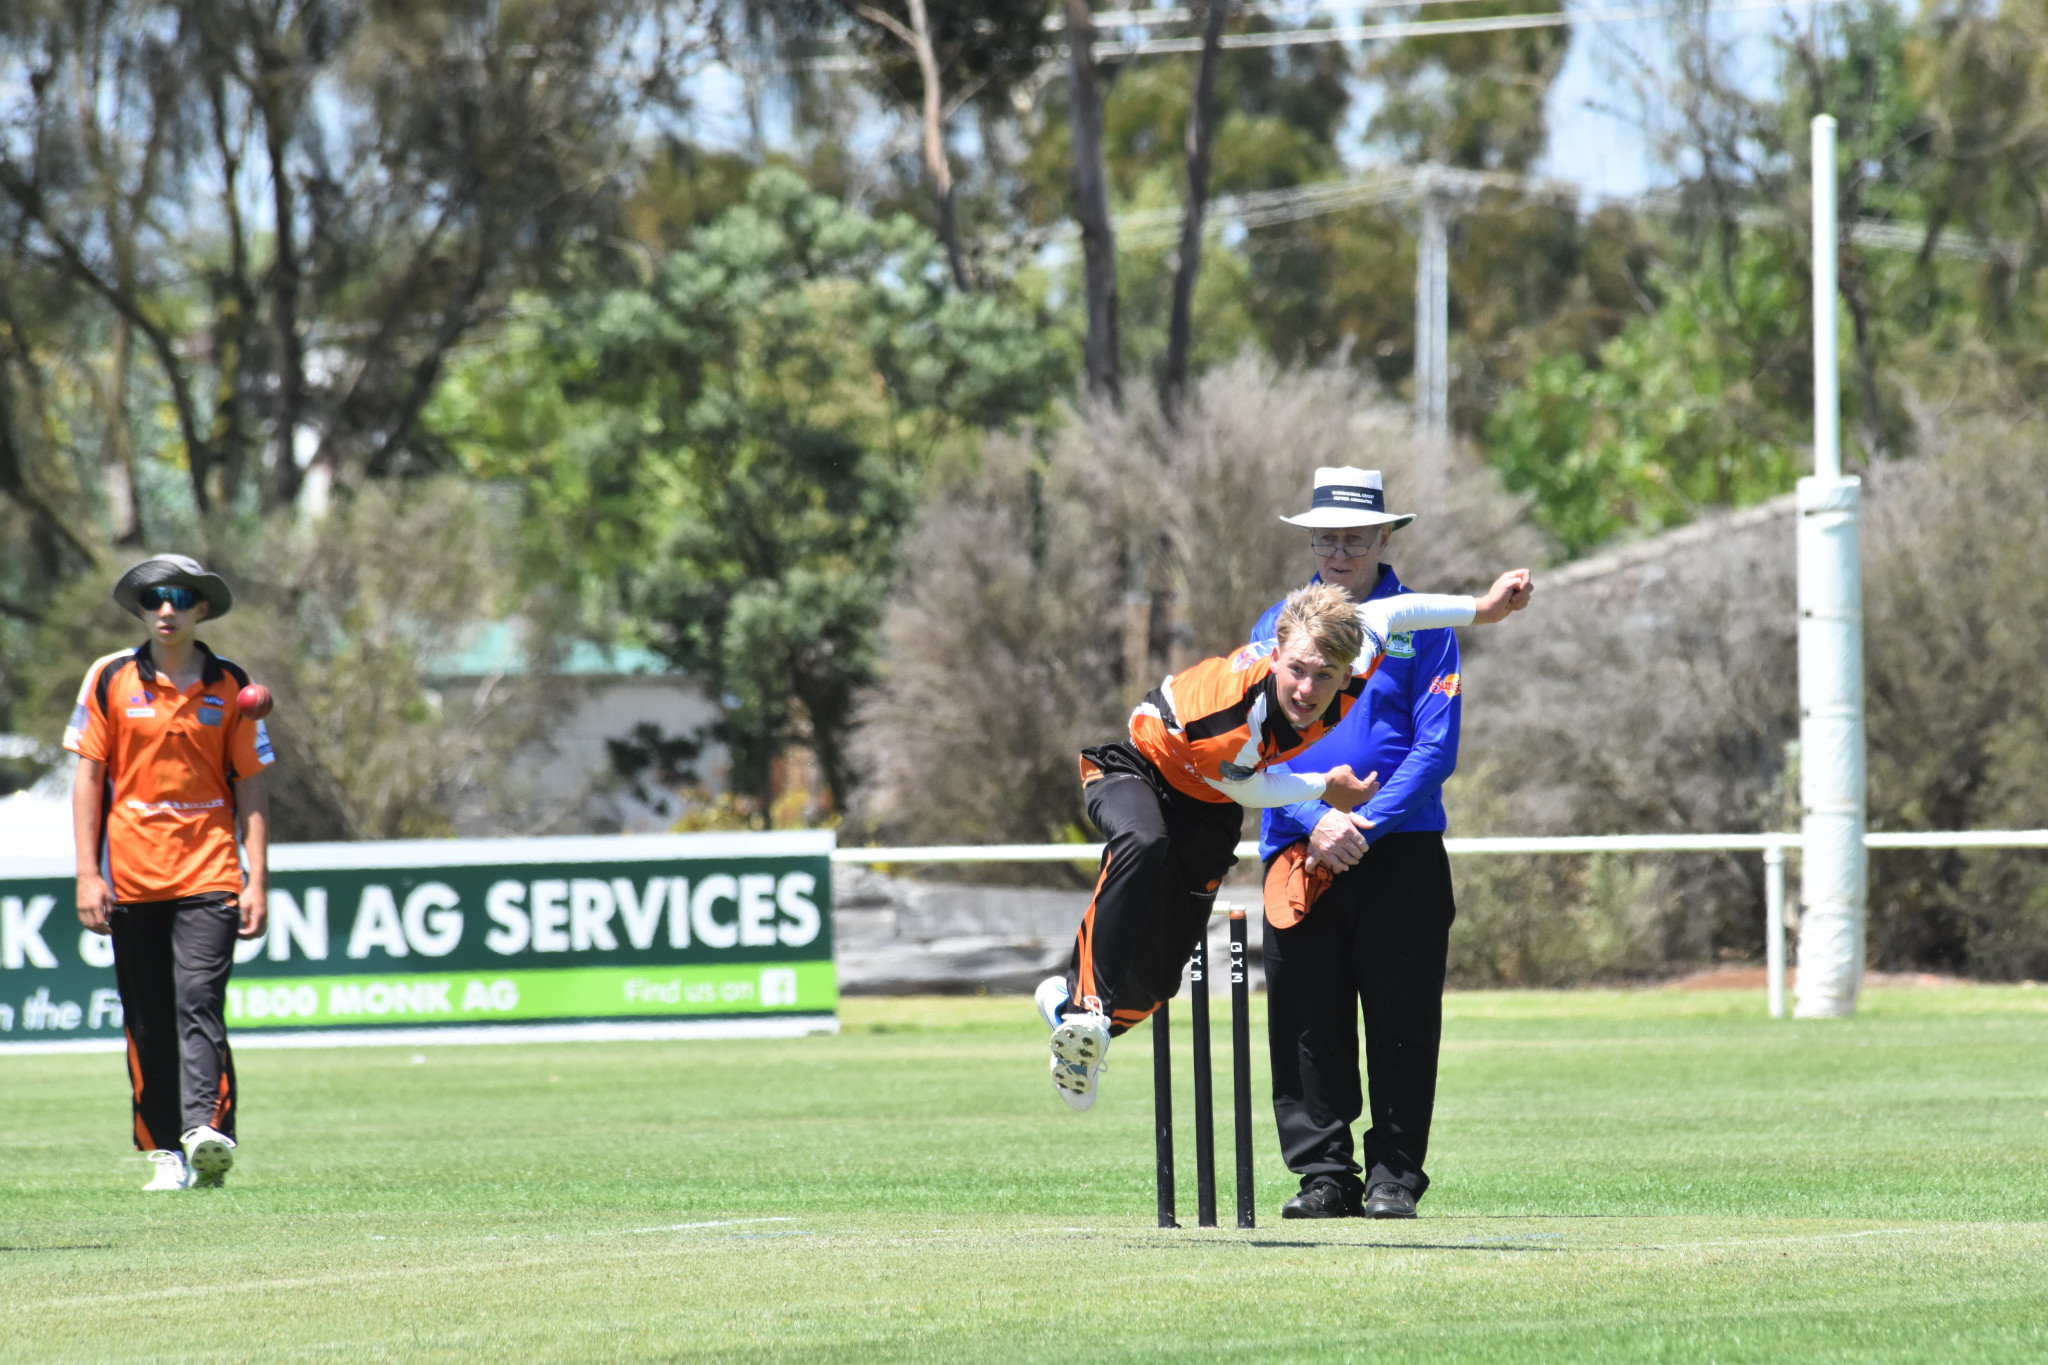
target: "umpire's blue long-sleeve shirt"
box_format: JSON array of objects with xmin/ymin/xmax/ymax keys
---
[{"xmin": 1250, "ymin": 565, "xmax": 1463, "ymax": 862}]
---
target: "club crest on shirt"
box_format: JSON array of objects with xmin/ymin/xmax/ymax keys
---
[
  {"xmin": 198, "ymin": 707, "xmax": 224, "ymax": 727},
  {"xmin": 1385, "ymin": 631, "xmax": 1416, "ymax": 659}
]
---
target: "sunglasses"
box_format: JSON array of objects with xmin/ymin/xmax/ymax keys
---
[{"xmin": 138, "ymin": 586, "xmax": 200, "ymax": 611}]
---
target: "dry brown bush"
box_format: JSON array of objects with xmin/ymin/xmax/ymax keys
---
[
  {"xmin": 847, "ymin": 427, "xmax": 1133, "ymax": 848},
  {"xmin": 1447, "ymin": 499, "xmax": 1802, "ymax": 980},
  {"xmin": 1861, "ymin": 410, "xmax": 2048, "ymax": 976}
]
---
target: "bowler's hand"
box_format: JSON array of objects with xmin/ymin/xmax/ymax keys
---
[
  {"xmin": 1473, "ymin": 569, "xmax": 1534, "ymax": 624},
  {"xmin": 238, "ymin": 881, "xmax": 268, "ymax": 940},
  {"xmin": 1321, "ymin": 765, "xmax": 1380, "ymax": 813},
  {"xmin": 1306, "ymin": 809, "xmax": 1374, "ymax": 872},
  {"xmin": 76, "ymin": 872, "xmax": 114, "ymax": 936}
]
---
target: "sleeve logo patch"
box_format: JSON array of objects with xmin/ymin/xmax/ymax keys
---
[
  {"xmin": 124, "ymin": 707, "xmax": 156, "ymax": 718},
  {"xmin": 1428, "ymin": 673, "xmax": 1462, "ymax": 697},
  {"xmin": 1385, "ymin": 631, "xmax": 1416, "ymax": 658}
]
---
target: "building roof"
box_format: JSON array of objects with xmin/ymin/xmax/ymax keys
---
[{"xmin": 427, "ymin": 622, "xmax": 673, "ymax": 679}]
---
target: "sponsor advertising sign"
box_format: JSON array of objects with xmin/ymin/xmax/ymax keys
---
[{"xmin": 0, "ymin": 830, "xmax": 836, "ymax": 1052}]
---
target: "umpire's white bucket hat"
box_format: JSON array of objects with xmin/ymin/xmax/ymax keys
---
[{"xmin": 1279, "ymin": 466, "xmax": 1416, "ymax": 531}]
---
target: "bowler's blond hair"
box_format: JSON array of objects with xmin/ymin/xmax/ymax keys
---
[{"xmin": 1273, "ymin": 582, "xmax": 1362, "ymax": 668}]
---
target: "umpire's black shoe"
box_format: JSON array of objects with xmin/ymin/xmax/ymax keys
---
[
  {"xmin": 1362, "ymin": 1182, "xmax": 1418, "ymax": 1219},
  {"xmin": 1281, "ymin": 1181, "xmax": 1353, "ymax": 1219}
]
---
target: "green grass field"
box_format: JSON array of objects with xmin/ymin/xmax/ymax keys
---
[{"xmin": 6, "ymin": 986, "xmax": 2048, "ymax": 1362}]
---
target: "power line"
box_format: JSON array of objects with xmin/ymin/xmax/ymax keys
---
[
  {"xmin": 1094, "ymin": 0, "xmax": 1840, "ymax": 57},
  {"xmin": 1070, "ymin": 0, "xmax": 1525, "ymax": 30},
  {"xmin": 997, "ymin": 162, "xmax": 1992, "ymax": 261},
  {"xmin": 776, "ymin": 0, "xmax": 1843, "ymax": 72}
]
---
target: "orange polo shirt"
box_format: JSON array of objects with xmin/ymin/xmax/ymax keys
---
[{"xmin": 63, "ymin": 642, "xmax": 274, "ymax": 904}]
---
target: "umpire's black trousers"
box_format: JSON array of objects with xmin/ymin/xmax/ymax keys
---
[
  {"xmin": 109, "ymin": 893, "xmax": 240, "ymax": 1151},
  {"xmin": 1264, "ymin": 831, "xmax": 1455, "ymax": 1200}
]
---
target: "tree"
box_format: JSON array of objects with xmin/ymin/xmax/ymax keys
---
[
  {"xmin": 1065, "ymin": 0, "xmax": 1120, "ymax": 402},
  {"xmin": 1365, "ymin": 0, "xmax": 1571, "ymax": 173},
  {"xmin": 855, "ymin": 0, "xmax": 973, "ymax": 289},
  {"xmin": 836, "ymin": 0, "xmax": 1050, "ymax": 291},
  {"xmin": 1661, "ymin": 0, "xmax": 1935, "ymax": 465},
  {"xmin": 430, "ymin": 169, "xmax": 1068, "ymax": 817},
  {"xmin": 1162, "ymin": 0, "xmax": 1232, "ymax": 423},
  {"xmin": 1485, "ymin": 236, "xmax": 1807, "ymax": 554},
  {"xmin": 0, "ymin": 0, "xmax": 697, "ymax": 527},
  {"xmin": 1485, "ymin": 1, "xmax": 2048, "ymax": 551}
]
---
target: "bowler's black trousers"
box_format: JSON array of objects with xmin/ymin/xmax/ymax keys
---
[
  {"xmin": 1264, "ymin": 831, "xmax": 1455, "ymax": 1200},
  {"xmin": 109, "ymin": 893, "xmax": 240, "ymax": 1151},
  {"xmin": 1064, "ymin": 742, "xmax": 1242, "ymax": 1036}
]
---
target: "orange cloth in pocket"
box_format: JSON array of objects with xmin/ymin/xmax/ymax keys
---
[{"xmin": 1263, "ymin": 842, "xmax": 1335, "ymax": 930}]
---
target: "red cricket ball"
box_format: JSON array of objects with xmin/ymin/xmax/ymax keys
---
[{"xmin": 237, "ymin": 683, "xmax": 274, "ymax": 719}]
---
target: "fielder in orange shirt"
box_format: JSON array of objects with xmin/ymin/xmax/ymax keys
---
[
  {"xmin": 66, "ymin": 555, "xmax": 275, "ymax": 1192},
  {"xmin": 1037, "ymin": 572, "xmax": 1532, "ymax": 1110}
]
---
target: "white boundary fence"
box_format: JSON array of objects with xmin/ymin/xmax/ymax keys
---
[{"xmin": 833, "ymin": 831, "xmax": 2048, "ymax": 1019}]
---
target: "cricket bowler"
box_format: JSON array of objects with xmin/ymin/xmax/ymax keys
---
[{"xmin": 1035, "ymin": 570, "xmax": 1532, "ymax": 1109}]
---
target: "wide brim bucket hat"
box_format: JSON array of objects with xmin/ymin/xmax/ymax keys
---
[
  {"xmin": 112, "ymin": 554, "xmax": 234, "ymax": 621},
  {"xmin": 1278, "ymin": 466, "xmax": 1417, "ymax": 531}
]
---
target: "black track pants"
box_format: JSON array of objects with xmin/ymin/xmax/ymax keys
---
[
  {"xmin": 109, "ymin": 893, "xmax": 240, "ymax": 1150},
  {"xmin": 1264, "ymin": 831, "xmax": 1455, "ymax": 1199},
  {"xmin": 1065, "ymin": 743, "xmax": 1242, "ymax": 1035}
]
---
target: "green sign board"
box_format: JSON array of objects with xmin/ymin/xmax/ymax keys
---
[{"xmin": 0, "ymin": 830, "xmax": 836, "ymax": 1051}]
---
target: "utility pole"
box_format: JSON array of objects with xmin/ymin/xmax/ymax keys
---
[
  {"xmin": 1413, "ymin": 178, "xmax": 1448, "ymax": 516},
  {"xmin": 1794, "ymin": 114, "xmax": 1868, "ymax": 1018}
]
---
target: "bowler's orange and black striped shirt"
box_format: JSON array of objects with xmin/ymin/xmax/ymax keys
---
[{"xmin": 1127, "ymin": 643, "xmax": 1379, "ymax": 804}]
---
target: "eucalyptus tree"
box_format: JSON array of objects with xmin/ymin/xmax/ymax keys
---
[{"xmin": 0, "ymin": 0, "xmax": 706, "ymax": 545}]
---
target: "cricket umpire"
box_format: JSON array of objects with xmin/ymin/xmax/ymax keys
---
[
  {"xmin": 1252, "ymin": 467, "xmax": 1528, "ymax": 1219},
  {"xmin": 66, "ymin": 555, "xmax": 275, "ymax": 1191}
]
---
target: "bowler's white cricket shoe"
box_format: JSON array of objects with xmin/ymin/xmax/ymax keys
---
[
  {"xmin": 1049, "ymin": 1010, "xmax": 1111, "ymax": 1111},
  {"xmin": 1034, "ymin": 975, "xmax": 1070, "ymax": 1032},
  {"xmin": 143, "ymin": 1150, "xmax": 189, "ymax": 1192},
  {"xmin": 1051, "ymin": 1053, "xmax": 1098, "ymax": 1111},
  {"xmin": 181, "ymin": 1126, "xmax": 235, "ymax": 1189}
]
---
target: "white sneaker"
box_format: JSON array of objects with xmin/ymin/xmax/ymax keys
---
[
  {"xmin": 1034, "ymin": 975, "xmax": 1070, "ymax": 1031},
  {"xmin": 181, "ymin": 1126, "xmax": 235, "ymax": 1189},
  {"xmin": 143, "ymin": 1150, "xmax": 189, "ymax": 1192},
  {"xmin": 1049, "ymin": 1011, "xmax": 1111, "ymax": 1110}
]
